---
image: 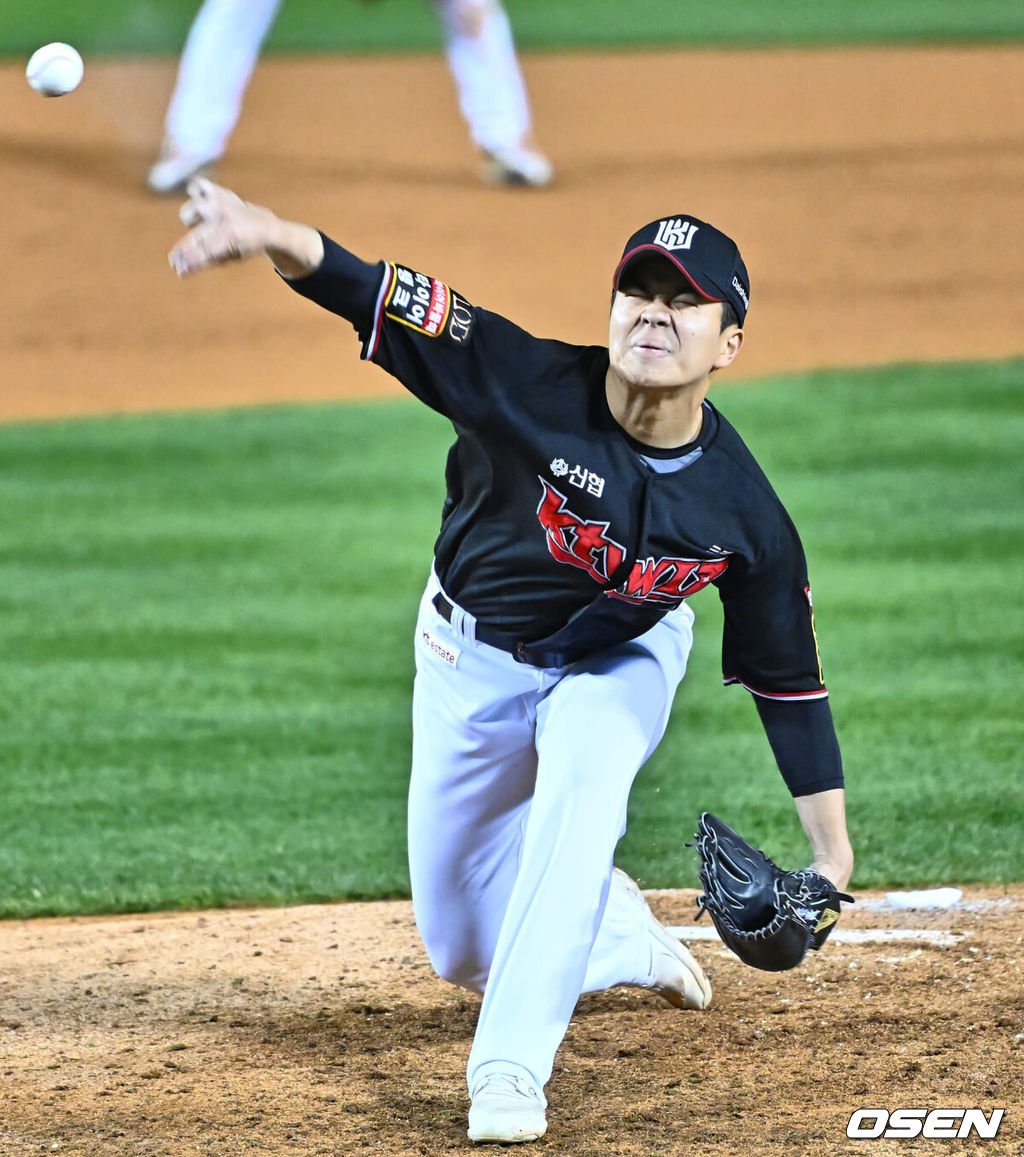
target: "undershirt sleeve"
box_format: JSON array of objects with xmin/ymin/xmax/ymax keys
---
[{"xmin": 753, "ymin": 696, "xmax": 844, "ymax": 797}]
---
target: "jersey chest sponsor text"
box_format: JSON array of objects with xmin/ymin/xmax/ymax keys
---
[{"xmin": 535, "ymin": 480, "xmax": 729, "ymax": 604}]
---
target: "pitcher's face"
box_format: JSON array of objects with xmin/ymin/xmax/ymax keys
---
[{"xmin": 608, "ymin": 256, "xmax": 741, "ymax": 389}]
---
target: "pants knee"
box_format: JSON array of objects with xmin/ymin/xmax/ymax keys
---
[
  {"xmin": 425, "ymin": 940, "xmax": 488, "ymax": 993},
  {"xmin": 414, "ymin": 899, "xmax": 490, "ymax": 992}
]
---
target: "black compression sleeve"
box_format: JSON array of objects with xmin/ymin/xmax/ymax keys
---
[
  {"xmin": 753, "ymin": 696, "xmax": 844, "ymax": 797},
  {"xmin": 280, "ymin": 232, "xmax": 383, "ymax": 332}
]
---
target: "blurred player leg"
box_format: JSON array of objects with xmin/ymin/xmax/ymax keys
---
[
  {"xmin": 466, "ymin": 604, "xmax": 697, "ymax": 1093},
  {"xmin": 148, "ymin": 0, "xmax": 283, "ymax": 194},
  {"xmin": 434, "ymin": 0, "xmax": 553, "ymax": 186}
]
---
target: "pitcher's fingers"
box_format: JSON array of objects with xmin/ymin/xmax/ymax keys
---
[
  {"xmin": 169, "ymin": 236, "xmax": 202, "ymax": 278},
  {"xmin": 178, "ymin": 199, "xmax": 204, "ymax": 228},
  {"xmin": 178, "ymin": 183, "xmax": 219, "ymax": 228},
  {"xmin": 182, "ymin": 177, "xmax": 226, "ymax": 225},
  {"xmin": 186, "ymin": 176, "xmax": 219, "ymax": 203},
  {"xmin": 169, "ymin": 227, "xmax": 219, "ymax": 277}
]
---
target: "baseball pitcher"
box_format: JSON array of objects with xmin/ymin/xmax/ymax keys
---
[{"xmin": 169, "ymin": 182, "xmax": 854, "ymax": 1144}]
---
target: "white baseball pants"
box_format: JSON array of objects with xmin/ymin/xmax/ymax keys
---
[
  {"xmin": 164, "ymin": 0, "xmax": 533, "ymax": 161},
  {"xmin": 165, "ymin": 0, "xmax": 283, "ymax": 162},
  {"xmin": 408, "ymin": 571, "xmax": 696, "ymax": 1093}
]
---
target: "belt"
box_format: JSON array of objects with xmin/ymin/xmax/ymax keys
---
[{"xmin": 431, "ymin": 592, "xmax": 569, "ymax": 668}]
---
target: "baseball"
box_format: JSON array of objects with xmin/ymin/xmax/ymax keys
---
[{"xmin": 26, "ymin": 42, "xmax": 84, "ymax": 97}]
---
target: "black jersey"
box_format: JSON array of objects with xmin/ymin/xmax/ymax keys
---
[{"xmin": 288, "ymin": 236, "xmax": 843, "ymax": 793}]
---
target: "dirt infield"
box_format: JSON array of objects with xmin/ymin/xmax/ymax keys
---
[
  {"xmin": 3, "ymin": 46, "xmax": 1024, "ymax": 421},
  {"xmin": 2, "ymin": 888, "xmax": 1022, "ymax": 1155},
  {"xmin": 2, "ymin": 44, "xmax": 1023, "ymax": 1156}
]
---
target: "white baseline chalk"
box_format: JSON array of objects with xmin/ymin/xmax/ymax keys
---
[{"xmin": 666, "ymin": 926, "xmax": 963, "ymax": 948}]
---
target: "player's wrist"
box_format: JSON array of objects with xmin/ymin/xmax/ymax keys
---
[
  {"xmin": 266, "ymin": 219, "xmax": 324, "ymax": 279},
  {"xmin": 808, "ymin": 849, "xmax": 853, "ymax": 891}
]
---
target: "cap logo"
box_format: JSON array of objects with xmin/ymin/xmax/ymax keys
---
[
  {"xmin": 653, "ymin": 218, "xmax": 699, "ymax": 251},
  {"xmin": 731, "ymin": 275, "xmax": 749, "ymax": 310}
]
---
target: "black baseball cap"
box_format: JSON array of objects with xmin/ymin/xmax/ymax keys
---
[{"xmin": 613, "ymin": 215, "xmax": 750, "ymax": 324}]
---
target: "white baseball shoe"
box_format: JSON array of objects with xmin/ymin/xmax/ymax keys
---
[
  {"xmin": 481, "ymin": 142, "xmax": 554, "ymax": 188},
  {"xmin": 612, "ymin": 867, "xmax": 712, "ymax": 1011},
  {"xmin": 146, "ymin": 140, "xmax": 220, "ymax": 195},
  {"xmin": 468, "ymin": 1071, "xmax": 548, "ymax": 1144}
]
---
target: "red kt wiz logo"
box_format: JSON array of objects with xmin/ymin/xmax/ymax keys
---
[
  {"xmin": 536, "ymin": 481, "xmax": 625, "ymax": 582},
  {"xmin": 536, "ymin": 481, "xmax": 729, "ymax": 601},
  {"xmin": 609, "ymin": 554, "xmax": 729, "ymax": 604},
  {"xmin": 846, "ymin": 1108, "xmax": 1004, "ymax": 1139}
]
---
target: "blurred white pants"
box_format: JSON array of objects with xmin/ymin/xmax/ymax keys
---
[
  {"xmin": 408, "ymin": 571, "xmax": 695, "ymax": 1093},
  {"xmin": 165, "ymin": 0, "xmax": 532, "ymax": 160}
]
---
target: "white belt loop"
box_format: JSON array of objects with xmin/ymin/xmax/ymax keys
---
[
  {"xmin": 449, "ymin": 601, "xmax": 478, "ymax": 644},
  {"xmin": 431, "ymin": 564, "xmax": 478, "ymax": 644}
]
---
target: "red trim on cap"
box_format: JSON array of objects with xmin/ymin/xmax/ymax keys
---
[{"xmin": 612, "ymin": 244, "xmax": 724, "ymax": 304}]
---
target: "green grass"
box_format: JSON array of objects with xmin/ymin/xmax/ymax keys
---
[
  {"xmin": 3, "ymin": 0, "xmax": 1022, "ymax": 58},
  {"xmin": 1, "ymin": 359, "xmax": 1022, "ymax": 917},
  {"xmin": 0, "ymin": 404, "xmax": 439, "ymax": 916}
]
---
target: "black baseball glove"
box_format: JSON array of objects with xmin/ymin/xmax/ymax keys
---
[{"xmin": 693, "ymin": 812, "xmax": 853, "ymax": 972}]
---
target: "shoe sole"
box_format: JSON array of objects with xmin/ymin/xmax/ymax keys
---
[
  {"xmin": 468, "ymin": 1124, "xmax": 547, "ymax": 1143},
  {"xmin": 468, "ymin": 1105, "xmax": 547, "ymax": 1143}
]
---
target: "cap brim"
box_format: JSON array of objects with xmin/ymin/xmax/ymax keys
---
[{"xmin": 612, "ymin": 244, "xmax": 724, "ymax": 304}]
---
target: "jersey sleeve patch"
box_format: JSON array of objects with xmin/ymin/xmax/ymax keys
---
[
  {"xmin": 385, "ymin": 264, "xmax": 451, "ymax": 336},
  {"xmin": 366, "ymin": 264, "xmax": 475, "ymax": 358},
  {"xmin": 373, "ymin": 263, "xmax": 476, "ymax": 348}
]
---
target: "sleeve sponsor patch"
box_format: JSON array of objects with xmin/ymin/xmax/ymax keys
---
[{"xmin": 382, "ymin": 264, "xmax": 474, "ymax": 343}]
